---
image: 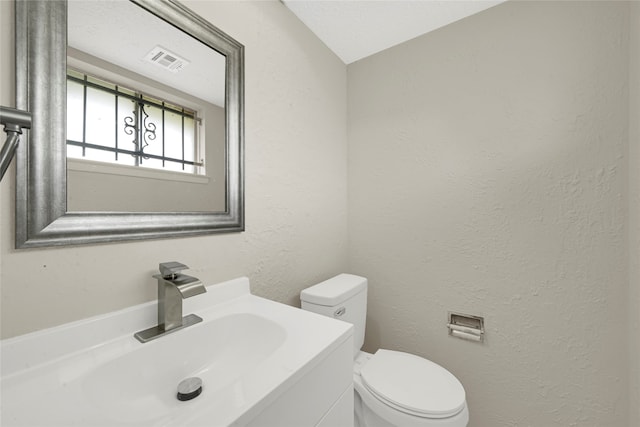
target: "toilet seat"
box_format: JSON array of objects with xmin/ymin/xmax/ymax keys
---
[{"xmin": 360, "ymin": 349, "xmax": 466, "ymax": 419}]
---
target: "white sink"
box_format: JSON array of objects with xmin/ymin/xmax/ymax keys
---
[{"xmin": 1, "ymin": 277, "xmax": 353, "ymax": 426}]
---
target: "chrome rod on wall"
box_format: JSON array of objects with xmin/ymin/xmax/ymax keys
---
[{"xmin": 0, "ymin": 106, "xmax": 32, "ymax": 181}]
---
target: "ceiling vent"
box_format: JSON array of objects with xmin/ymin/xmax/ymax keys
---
[{"xmin": 143, "ymin": 46, "xmax": 189, "ymax": 73}]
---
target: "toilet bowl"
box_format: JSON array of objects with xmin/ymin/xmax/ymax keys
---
[
  {"xmin": 353, "ymin": 351, "xmax": 469, "ymax": 427},
  {"xmin": 301, "ymin": 274, "xmax": 469, "ymax": 427}
]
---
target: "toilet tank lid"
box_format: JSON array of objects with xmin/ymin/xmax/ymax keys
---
[{"xmin": 301, "ymin": 274, "xmax": 367, "ymax": 306}]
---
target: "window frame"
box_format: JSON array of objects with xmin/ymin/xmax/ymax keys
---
[{"xmin": 66, "ymin": 65, "xmax": 206, "ymax": 177}]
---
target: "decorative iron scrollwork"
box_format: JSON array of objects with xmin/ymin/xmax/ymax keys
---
[{"xmin": 124, "ymin": 98, "xmax": 157, "ymax": 164}]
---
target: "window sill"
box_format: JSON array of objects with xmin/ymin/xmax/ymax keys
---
[{"xmin": 67, "ymin": 158, "xmax": 210, "ymax": 184}]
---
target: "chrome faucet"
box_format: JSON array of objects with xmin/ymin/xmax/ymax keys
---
[{"xmin": 134, "ymin": 262, "xmax": 207, "ymax": 343}]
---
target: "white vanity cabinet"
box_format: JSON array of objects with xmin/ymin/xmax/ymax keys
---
[
  {"xmin": 1, "ymin": 278, "xmax": 354, "ymax": 427},
  {"xmin": 245, "ymin": 331, "xmax": 354, "ymax": 427}
]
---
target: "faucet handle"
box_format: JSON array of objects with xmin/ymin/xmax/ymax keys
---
[{"xmin": 159, "ymin": 261, "xmax": 188, "ymax": 279}]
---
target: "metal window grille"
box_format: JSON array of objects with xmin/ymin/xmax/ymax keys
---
[{"xmin": 66, "ymin": 70, "xmax": 201, "ymax": 173}]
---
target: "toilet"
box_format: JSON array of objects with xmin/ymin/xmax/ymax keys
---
[{"xmin": 301, "ymin": 274, "xmax": 469, "ymax": 427}]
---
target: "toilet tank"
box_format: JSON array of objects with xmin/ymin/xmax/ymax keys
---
[{"xmin": 300, "ymin": 274, "xmax": 367, "ymax": 357}]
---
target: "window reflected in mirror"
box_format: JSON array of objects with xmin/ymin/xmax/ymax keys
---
[{"xmin": 66, "ymin": 69, "xmax": 204, "ymax": 176}]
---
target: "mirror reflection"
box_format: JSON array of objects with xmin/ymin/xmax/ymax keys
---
[
  {"xmin": 67, "ymin": 0, "xmax": 226, "ymax": 212},
  {"xmin": 15, "ymin": 0, "xmax": 243, "ymax": 248}
]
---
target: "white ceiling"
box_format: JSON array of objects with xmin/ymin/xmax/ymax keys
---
[
  {"xmin": 282, "ymin": 0, "xmax": 507, "ymax": 64},
  {"xmin": 67, "ymin": 0, "xmax": 506, "ymax": 105}
]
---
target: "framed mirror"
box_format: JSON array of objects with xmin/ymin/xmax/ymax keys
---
[{"xmin": 15, "ymin": 0, "xmax": 244, "ymax": 248}]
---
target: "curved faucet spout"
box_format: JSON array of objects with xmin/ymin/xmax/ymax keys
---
[{"xmin": 165, "ymin": 273, "xmax": 206, "ymax": 298}]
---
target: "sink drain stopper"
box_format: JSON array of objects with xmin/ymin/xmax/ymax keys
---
[{"xmin": 177, "ymin": 377, "xmax": 203, "ymax": 401}]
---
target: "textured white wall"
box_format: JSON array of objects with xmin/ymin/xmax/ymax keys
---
[
  {"xmin": 0, "ymin": 0, "xmax": 348, "ymax": 338},
  {"xmin": 348, "ymin": 1, "xmax": 630, "ymax": 426},
  {"xmin": 629, "ymin": 2, "xmax": 640, "ymax": 425}
]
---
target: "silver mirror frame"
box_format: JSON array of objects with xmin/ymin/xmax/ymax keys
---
[{"xmin": 15, "ymin": 0, "xmax": 244, "ymax": 248}]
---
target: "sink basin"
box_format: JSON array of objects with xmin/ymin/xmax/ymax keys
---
[
  {"xmin": 1, "ymin": 277, "xmax": 353, "ymax": 426},
  {"xmin": 85, "ymin": 313, "xmax": 286, "ymax": 424}
]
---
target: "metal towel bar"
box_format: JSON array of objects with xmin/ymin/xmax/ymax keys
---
[{"xmin": 0, "ymin": 106, "xmax": 32, "ymax": 181}]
